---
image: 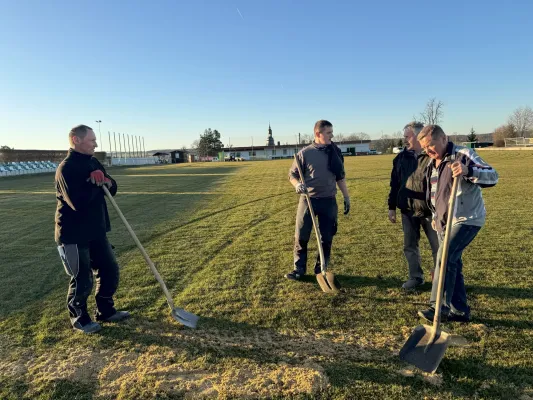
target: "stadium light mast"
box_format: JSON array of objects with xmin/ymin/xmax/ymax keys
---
[{"xmin": 95, "ymin": 120, "xmax": 102, "ymax": 146}]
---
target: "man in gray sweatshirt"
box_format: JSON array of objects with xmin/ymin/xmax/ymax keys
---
[{"xmin": 285, "ymin": 120, "xmax": 351, "ymax": 280}]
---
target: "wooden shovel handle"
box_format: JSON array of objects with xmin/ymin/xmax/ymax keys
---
[
  {"xmin": 433, "ymin": 176, "xmax": 460, "ymax": 332},
  {"xmin": 102, "ymin": 185, "xmax": 176, "ymax": 310},
  {"xmin": 293, "ymin": 155, "xmax": 326, "ymax": 273}
]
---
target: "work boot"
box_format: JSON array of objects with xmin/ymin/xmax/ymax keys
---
[
  {"xmin": 402, "ymin": 278, "xmax": 424, "ymax": 290},
  {"xmin": 72, "ymin": 321, "xmax": 102, "ymax": 334},
  {"xmin": 284, "ymin": 271, "xmax": 303, "ymax": 281},
  {"xmin": 417, "ymin": 307, "xmax": 448, "ymax": 323},
  {"xmin": 96, "ymin": 310, "xmax": 131, "ymax": 323}
]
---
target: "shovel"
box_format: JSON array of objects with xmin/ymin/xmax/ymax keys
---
[
  {"xmin": 293, "ymin": 155, "xmax": 340, "ymax": 293},
  {"xmin": 103, "ymin": 185, "xmax": 199, "ymax": 328},
  {"xmin": 399, "ymin": 176, "xmax": 460, "ymax": 372}
]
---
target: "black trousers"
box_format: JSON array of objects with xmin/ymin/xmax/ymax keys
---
[
  {"xmin": 293, "ymin": 196, "xmax": 338, "ymax": 274},
  {"xmin": 57, "ymin": 237, "xmax": 119, "ymax": 326}
]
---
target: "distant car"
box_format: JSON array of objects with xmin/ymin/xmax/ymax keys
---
[
  {"xmin": 368, "ymin": 149, "xmax": 377, "ymax": 155},
  {"xmin": 392, "ymin": 147, "xmax": 402, "ymax": 154},
  {"xmin": 235, "ymin": 157, "xmax": 244, "ymax": 161},
  {"xmin": 212, "ymin": 157, "xmax": 219, "ymax": 162}
]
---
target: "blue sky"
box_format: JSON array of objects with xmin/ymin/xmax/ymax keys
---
[{"xmin": 1, "ymin": 0, "xmax": 532, "ymax": 150}]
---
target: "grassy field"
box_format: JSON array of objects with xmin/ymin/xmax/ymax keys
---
[{"xmin": 0, "ymin": 152, "xmax": 532, "ymax": 399}]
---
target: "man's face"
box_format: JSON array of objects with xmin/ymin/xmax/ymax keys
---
[
  {"xmin": 315, "ymin": 126, "xmax": 334, "ymax": 145},
  {"xmin": 74, "ymin": 129, "xmax": 98, "ymax": 156},
  {"xmin": 419, "ymin": 134, "xmax": 447, "ymax": 160},
  {"xmin": 403, "ymin": 128, "xmax": 418, "ymax": 150}
]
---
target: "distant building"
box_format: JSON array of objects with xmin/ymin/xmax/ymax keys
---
[
  {"xmin": 222, "ymin": 140, "xmax": 371, "ymax": 161},
  {"xmin": 266, "ymin": 123, "xmax": 275, "ymax": 146}
]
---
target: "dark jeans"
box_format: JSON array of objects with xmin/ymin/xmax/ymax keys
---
[
  {"xmin": 430, "ymin": 224, "xmax": 481, "ymax": 316},
  {"xmin": 57, "ymin": 236, "xmax": 119, "ymax": 326},
  {"xmin": 293, "ymin": 196, "xmax": 338, "ymax": 274},
  {"xmin": 401, "ymin": 212, "xmax": 439, "ymax": 280}
]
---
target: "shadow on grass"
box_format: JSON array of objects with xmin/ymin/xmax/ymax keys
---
[
  {"xmin": 335, "ymin": 274, "xmax": 404, "ymax": 290},
  {"xmin": 112, "ymin": 189, "xmax": 294, "ymax": 259},
  {"xmin": 468, "ymin": 285, "xmax": 533, "ymax": 299}
]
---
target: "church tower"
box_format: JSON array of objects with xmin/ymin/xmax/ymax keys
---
[{"xmin": 266, "ymin": 123, "xmax": 274, "ymax": 146}]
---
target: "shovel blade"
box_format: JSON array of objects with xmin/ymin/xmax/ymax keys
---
[
  {"xmin": 316, "ymin": 272, "xmax": 341, "ymax": 293},
  {"xmin": 399, "ymin": 324, "xmax": 450, "ymax": 373},
  {"xmin": 171, "ymin": 308, "xmax": 199, "ymax": 329}
]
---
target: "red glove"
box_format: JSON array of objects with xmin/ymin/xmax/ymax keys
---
[
  {"xmin": 103, "ymin": 177, "xmax": 113, "ymax": 188},
  {"xmin": 89, "ymin": 170, "xmax": 105, "ymax": 185}
]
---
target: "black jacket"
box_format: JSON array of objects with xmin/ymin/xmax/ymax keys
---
[
  {"xmin": 388, "ymin": 148, "xmax": 432, "ymax": 217},
  {"xmin": 54, "ymin": 149, "xmax": 117, "ymax": 244}
]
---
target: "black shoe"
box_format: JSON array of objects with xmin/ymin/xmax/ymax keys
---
[
  {"xmin": 285, "ymin": 271, "xmax": 303, "ymax": 281},
  {"xmin": 447, "ymin": 312, "xmax": 471, "ymax": 323},
  {"xmin": 96, "ymin": 310, "xmax": 131, "ymax": 323},
  {"xmin": 417, "ymin": 307, "xmax": 448, "ymax": 323}
]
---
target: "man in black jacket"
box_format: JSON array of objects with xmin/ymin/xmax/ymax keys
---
[
  {"xmin": 388, "ymin": 121, "xmax": 439, "ymax": 290},
  {"xmin": 55, "ymin": 125, "xmax": 129, "ymax": 334}
]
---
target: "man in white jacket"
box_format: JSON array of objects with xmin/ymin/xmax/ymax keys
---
[{"xmin": 416, "ymin": 125, "xmax": 498, "ymax": 323}]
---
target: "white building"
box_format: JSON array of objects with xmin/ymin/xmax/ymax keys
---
[
  {"xmin": 222, "ymin": 124, "xmax": 371, "ymax": 160},
  {"xmin": 222, "ymin": 140, "xmax": 371, "ymax": 160}
]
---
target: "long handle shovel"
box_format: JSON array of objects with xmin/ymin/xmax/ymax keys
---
[
  {"xmin": 399, "ymin": 176, "xmax": 461, "ymax": 372},
  {"xmin": 103, "ymin": 186, "xmax": 199, "ymax": 328},
  {"xmin": 294, "ymin": 155, "xmax": 340, "ymax": 293}
]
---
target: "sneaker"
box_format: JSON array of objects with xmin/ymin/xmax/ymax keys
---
[
  {"xmin": 285, "ymin": 271, "xmax": 303, "ymax": 281},
  {"xmin": 96, "ymin": 310, "xmax": 131, "ymax": 323},
  {"xmin": 417, "ymin": 307, "xmax": 448, "ymax": 323},
  {"xmin": 402, "ymin": 278, "xmax": 424, "ymax": 290},
  {"xmin": 72, "ymin": 321, "xmax": 102, "ymax": 334}
]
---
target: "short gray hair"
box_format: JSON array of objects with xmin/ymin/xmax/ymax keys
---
[
  {"xmin": 403, "ymin": 121, "xmax": 424, "ymax": 136},
  {"xmin": 418, "ymin": 125, "xmax": 446, "ymax": 141}
]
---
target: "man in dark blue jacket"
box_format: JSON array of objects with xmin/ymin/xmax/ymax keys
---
[
  {"xmin": 388, "ymin": 122, "xmax": 439, "ymax": 289},
  {"xmin": 55, "ymin": 125, "xmax": 129, "ymax": 334}
]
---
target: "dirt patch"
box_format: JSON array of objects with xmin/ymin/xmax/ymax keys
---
[{"xmin": 0, "ymin": 327, "xmax": 393, "ymax": 398}]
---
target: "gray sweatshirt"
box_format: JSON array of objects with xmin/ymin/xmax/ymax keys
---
[{"xmin": 289, "ymin": 144, "xmax": 337, "ymax": 198}]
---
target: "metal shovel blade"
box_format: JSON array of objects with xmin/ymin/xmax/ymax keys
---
[
  {"xmin": 171, "ymin": 308, "xmax": 200, "ymax": 329},
  {"xmin": 399, "ymin": 324, "xmax": 450, "ymax": 373},
  {"xmin": 316, "ymin": 272, "xmax": 341, "ymax": 293}
]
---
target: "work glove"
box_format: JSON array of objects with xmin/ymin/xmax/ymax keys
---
[
  {"xmin": 295, "ymin": 183, "xmax": 307, "ymax": 194},
  {"xmin": 343, "ymin": 197, "xmax": 351, "ymax": 215},
  {"xmin": 88, "ymin": 170, "xmax": 112, "ymax": 187}
]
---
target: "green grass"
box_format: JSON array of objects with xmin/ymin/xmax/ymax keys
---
[{"xmin": 0, "ymin": 153, "xmax": 532, "ymax": 399}]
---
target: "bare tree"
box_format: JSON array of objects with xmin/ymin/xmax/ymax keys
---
[
  {"xmin": 301, "ymin": 133, "xmax": 314, "ymax": 144},
  {"xmin": 335, "ymin": 133, "xmax": 345, "ymax": 143},
  {"xmin": 374, "ymin": 132, "xmax": 401, "ymax": 154},
  {"xmin": 508, "ymin": 106, "xmax": 533, "ymax": 137},
  {"xmin": 345, "ymin": 132, "xmax": 370, "ymax": 141},
  {"xmin": 416, "ymin": 98, "xmax": 444, "ymax": 125},
  {"xmin": 493, "ymin": 123, "xmax": 517, "ymax": 147}
]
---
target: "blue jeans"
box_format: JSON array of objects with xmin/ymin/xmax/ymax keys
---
[
  {"xmin": 293, "ymin": 196, "xmax": 338, "ymax": 274},
  {"xmin": 430, "ymin": 224, "xmax": 481, "ymax": 316}
]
